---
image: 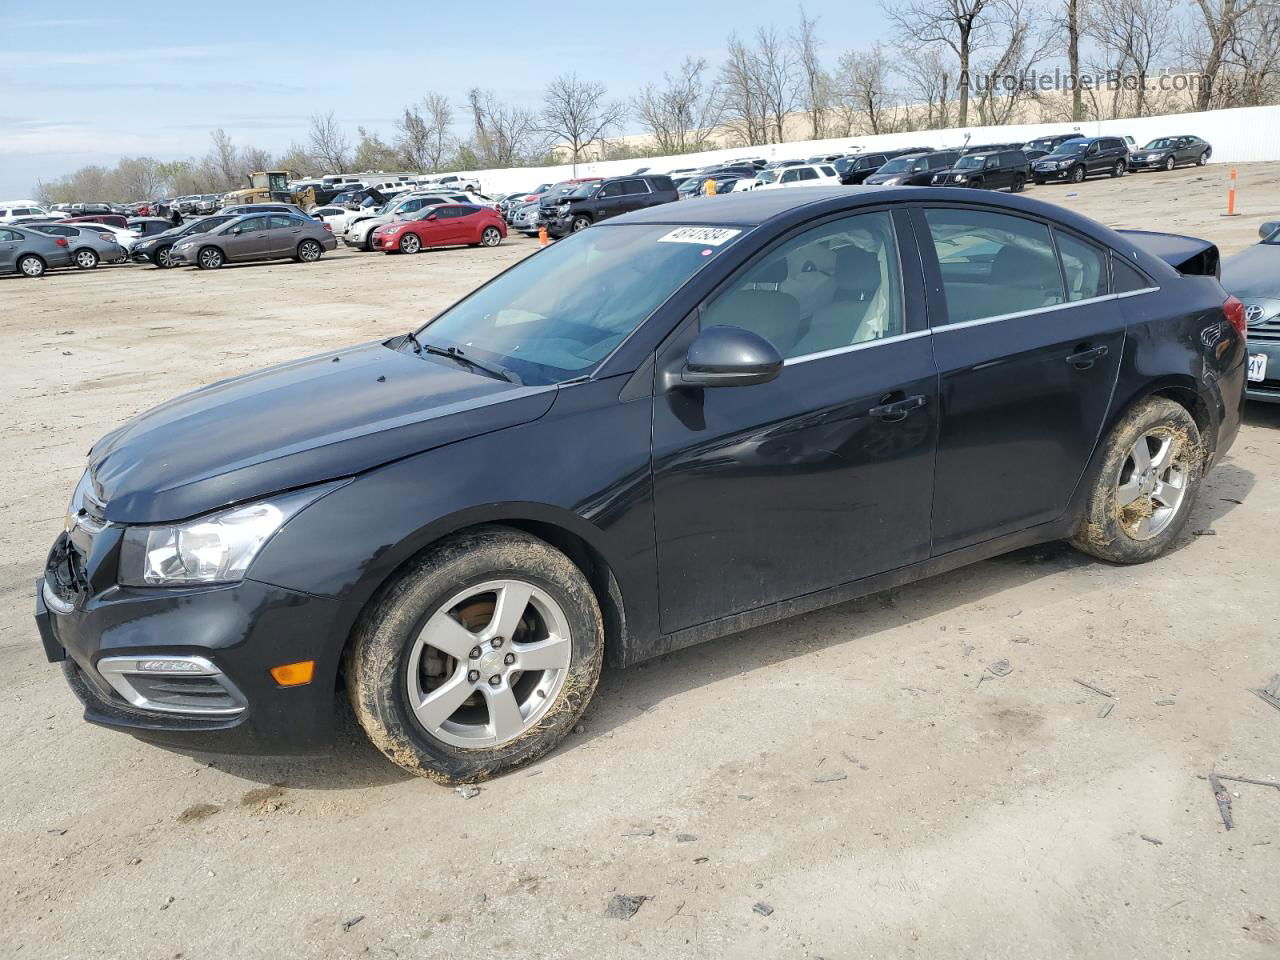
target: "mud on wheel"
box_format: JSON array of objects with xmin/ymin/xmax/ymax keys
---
[
  {"xmin": 345, "ymin": 527, "xmax": 604, "ymax": 782},
  {"xmin": 1070, "ymin": 397, "xmax": 1204, "ymax": 564}
]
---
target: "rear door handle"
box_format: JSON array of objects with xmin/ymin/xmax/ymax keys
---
[
  {"xmin": 1065, "ymin": 344, "xmax": 1108, "ymax": 369},
  {"xmin": 869, "ymin": 393, "xmax": 928, "ymax": 421}
]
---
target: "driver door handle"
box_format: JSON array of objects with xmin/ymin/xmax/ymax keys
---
[
  {"xmin": 869, "ymin": 393, "xmax": 928, "ymax": 421},
  {"xmin": 1066, "ymin": 344, "xmax": 1108, "ymax": 369}
]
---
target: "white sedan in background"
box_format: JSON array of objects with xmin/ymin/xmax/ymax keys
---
[{"xmin": 741, "ymin": 164, "xmax": 840, "ymax": 192}]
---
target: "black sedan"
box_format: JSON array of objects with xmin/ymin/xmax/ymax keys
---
[
  {"xmin": 1129, "ymin": 136, "xmax": 1212, "ymax": 172},
  {"xmin": 1221, "ymin": 220, "xmax": 1280, "ymax": 401},
  {"xmin": 36, "ymin": 187, "xmax": 1246, "ymax": 783}
]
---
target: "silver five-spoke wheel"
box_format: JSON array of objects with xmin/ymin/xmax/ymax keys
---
[
  {"xmin": 1115, "ymin": 428, "xmax": 1188, "ymax": 540},
  {"xmin": 406, "ymin": 579, "xmax": 572, "ymax": 748}
]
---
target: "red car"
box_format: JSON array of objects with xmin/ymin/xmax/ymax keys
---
[{"xmin": 372, "ymin": 204, "xmax": 506, "ymax": 254}]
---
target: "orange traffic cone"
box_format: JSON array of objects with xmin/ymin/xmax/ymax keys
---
[{"xmin": 538, "ymin": 224, "xmax": 549, "ymax": 246}]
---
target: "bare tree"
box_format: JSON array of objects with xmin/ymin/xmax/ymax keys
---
[
  {"xmin": 720, "ymin": 28, "xmax": 799, "ymax": 145},
  {"xmin": 1066, "ymin": 0, "xmax": 1085, "ymax": 120},
  {"xmin": 898, "ymin": 45, "xmax": 955, "ymax": 128},
  {"xmin": 396, "ymin": 93, "xmax": 455, "ymax": 171},
  {"xmin": 114, "ymin": 156, "xmax": 164, "ymax": 200},
  {"xmin": 238, "ymin": 144, "xmax": 274, "ymax": 174},
  {"xmin": 832, "ymin": 46, "xmax": 901, "ymax": 134},
  {"xmin": 884, "ymin": 0, "xmax": 997, "ymax": 125},
  {"xmin": 793, "ymin": 6, "xmax": 828, "ymax": 138},
  {"xmin": 465, "ymin": 88, "xmax": 549, "ymax": 167},
  {"xmin": 308, "ymin": 111, "xmax": 351, "ymax": 173},
  {"xmin": 541, "ymin": 73, "xmax": 627, "ymax": 173},
  {"xmin": 353, "ymin": 127, "xmax": 401, "ymax": 171},
  {"xmin": 1086, "ymin": 0, "xmax": 1175, "ymax": 116},
  {"xmin": 1182, "ymin": 0, "xmax": 1265, "ymax": 109},
  {"xmin": 209, "ymin": 128, "xmax": 239, "ymax": 189},
  {"xmin": 277, "ymin": 142, "xmax": 316, "ymax": 178},
  {"xmin": 633, "ymin": 56, "xmax": 724, "ymax": 154},
  {"xmin": 971, "ymin": 0, "xmax": 1057, "ymax": 123}
]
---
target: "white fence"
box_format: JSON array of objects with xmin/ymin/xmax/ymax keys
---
[{"xmin": 463, "ymin": 103, "xmax": 1280, "ymax": 196}]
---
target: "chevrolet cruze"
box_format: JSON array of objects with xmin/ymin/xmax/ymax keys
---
[{"xmin": 37, "ymin": 188, "xmax": 1246, "ymax": 783}]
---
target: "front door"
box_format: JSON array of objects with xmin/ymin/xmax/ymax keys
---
[
  {"xmin": 224, "ymin": 216, "xmax": 269, "ymax": 261},
  {"xmin": 0, "ymin": 229, "xmax": 18, "ymax": 272},
  {"xmin": 913, "ymin": 204, "xmax": 1125, "ymax": 553},
  {"xmin": 652, "ymin": 208, "xmax": 938, "ymax": 634}
]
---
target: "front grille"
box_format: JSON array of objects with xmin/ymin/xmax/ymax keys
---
[{"xmin": 129, "ymin": 674, "xmax": 242, "ymax": 713}]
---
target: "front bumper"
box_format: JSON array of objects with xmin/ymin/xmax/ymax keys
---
[
  {"xmin": 1246, "ymin": 339, "xmax": 1280, "ymax": 403},
  {"xmin": 1129, "ymin": 157, "xmax": 1168, "ymax": 169},
  {"xmin": 1033, "ymin": 167, "xmax": 1070, "ymax": 180},
  {"xmin": 36, "ymin": 568, "xmax": 344, "ymax": 755}
]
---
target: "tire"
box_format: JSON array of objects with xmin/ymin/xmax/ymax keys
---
[
  {"xmin": 17, "ymin": 254, "xmax": 45, "ymax": 278},
  {"xmin": 73, "ymin": 248, "xmax": 99, "ymax": 269},
  {"xmin": 363, "ymin": 232, "xmax": 377, "ymax": 252},
  {"xmin": 481, "ymin": 226, "xmax": 502, "ymax": 247},
  {"xmin": 1111, "ymin": 160, "xmax": 1126, "ymax": 178},
  {"xmin": 154, "ymin": 246, "xmax": 175, "ymax": 268},
  {"xmin": 570, "ymin": 215, "xmax": 591, "ymax": 233},
  {"xmin": 1033, "ymin": 178, "xmax": 1046, "ymax": 186},
  {"xmin": 196, "ymin": 246, "xmax": 224, "ymax": 270},
  {"xmin": 346, "ymin": 527, "xmax": 604, "ymax": 783},
  {"xmin": 1069, "ymin": 165, "xmax": 1086, "ymax": 184},
  {"xmin": 297, "ymin": 239, "xmax": 323, "ymax": 262},
  {"xmin": 1010, "ymin": 174, "xmax": 1026, "ymax": 193},
  {"xmin": 399, "ymin": 233, "xmax": 421, "ymax": 255},
  {"xmin": 1070, "ymin": 397, "xmax": 1204, "ymax": 564},
  {"xmin": 1164, "ymin": 156, "xmax": 1175, "ymax": 171},
  {"xmin": 1197, "ymin": 150, "xmax": 1210, "ymax": 166}
]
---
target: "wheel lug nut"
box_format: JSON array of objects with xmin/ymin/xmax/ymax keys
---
[
  {"xmin": 467, "ymin": 669, "xmax": 480, "ymax": 683},
  {"xmin": 488, "ymin": 675, "xmax": 501, "ymax": 687},
  {"xmin": 491, "ymin": 637, "xmax": 504, "ymax": 649},
  {"xmin": 504, "ymin": 653, "xmax": 515, "ymax": 666},
  {"xmin": 469, "ymin": 646, "xmax": 481, "ymax": 659}
]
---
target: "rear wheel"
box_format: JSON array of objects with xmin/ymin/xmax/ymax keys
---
[
  {"xmin": 1070, "ymin": 397, "xmax": 1203, "ymax": 564},
  {"xmin": 399, "ymin": 233, "xmax": 421, "ymax": 255},
  {"xmin": 1111, "ymin": 160, "xmax": 1127, "ymax": 178},
  {"xmin": 297, "ymin": 239, "xmax": 323, "ymax": 262},
  {"xmin": 481, "ymin": 226, "xmax": 502, "ymax": 247},
  {"xmin": 17, "ymin": 254, "xmax": 45, "ymax": 278},
  {"xmin": 196, "ymin": 246, "xmax": 224, "ymax": 270},
  {"xmin": 1069, "ymin": 165, "xmax": 1086, "ymax": 184},
  {"xmin": 74, "ymin": 248, "xmax": 99, "ymax": 269},
  {"xmin": 347, "ymin": 527, "xmax": 604, "ymax": 783},
  {"xmin": 1010, "ymin": 174, "xmax": 1026, "ymax": 193}
]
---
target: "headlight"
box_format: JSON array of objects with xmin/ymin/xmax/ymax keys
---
[
  {"xmin": 384, "ymin": 225, "xmax": 402, "ymax": 234},
  {"xmin": 881, "ymin": 177, "xmax": 901, "ymax": 186},
  {"xmin": 954, "ymin": 174, "xmax": 967, "ymax": 182},
  {"xmin": 119, "ymin": 485, "xmax": 339, "ymax": 586}
]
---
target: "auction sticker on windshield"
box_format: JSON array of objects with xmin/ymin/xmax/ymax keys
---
[{"xmin": 657, "ymin": 227, "xmax": 742, "ymax": 246}]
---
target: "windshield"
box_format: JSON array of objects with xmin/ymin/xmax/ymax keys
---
[
  {"xmin": 953, "ymin": 155, "xmax": 985, "ymax": 170},
  {"xmin": 1053, "ymin": 140, "xmax": 1088, "ymax": 155},
  {"xmin": 756, "ymin": 170, "xmax": 778, "ymax": 184},
  {"xmin": 1143, "ymin": 138, "xmax": 1175, "ymax": 149},
  {"xmin": 567, "ymin": 183, "xmax": 597, "ymax": 198},
  {"xmin": 416, "ymin": 223, "xmax": 745, "ymax": 385},
  {"xmin": 877, "ymin": 156, "xmax": 917, "ymax": 174}
]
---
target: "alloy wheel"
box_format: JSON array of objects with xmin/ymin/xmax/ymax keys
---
[
  {"xmin": 1164, "ymin": 156, "xmax": 1175, "ymax": 171},
  {"xmin": 199, "ymin": 248, "xmax": 223, "ymax": 269},
  {"xmin": 156, "ymin": 247, "xmax": 173, "ymax": 267},
  {"xmin": 572, "ymin": 216, "xmax": 590, "ymax": 232},
  {"xmin": 1115, "ymin": 428, "xmax": 1190, "ymax": 540},
  {"xmin": 299, "ymin": 240, "xmax": 321, "ymax": 262},
  {"xmin": 482, "ymin": 227, "xmax": 501, "ymax": 246},
  {"xmin": 400, "ymin": 234, "xmax": 420, "ymax": 254},
  {"xmin": 1071, "ymin": 166, "xmax": 1085, "ymax": 183},
  {"xmin": 405, "ymin": 579, "xmax": 573, "ymax": 748},
  {"xmin": 75, "ymin": 250, "xmax": 98, "ymax": 269}
]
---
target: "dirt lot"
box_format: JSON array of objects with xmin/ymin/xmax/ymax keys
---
[{"xmin": 3, "ymin": 165, "xmax": 1280, "ymax": 960}]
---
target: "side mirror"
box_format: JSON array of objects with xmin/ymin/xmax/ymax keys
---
[
  {"xmin": 1259, "ymin": 221, "xmax": 1279, "ymax": 241},
  {"xmin": 231, "ymin": 226, "xmax": 242, "ymax": 234},
  {"xmin": 426, "ymin": 213, "xmax": 438, "ymax": 221},
  {"xmin": 673, "ymin": 326, "xmax": 783, "ymax": 388}
]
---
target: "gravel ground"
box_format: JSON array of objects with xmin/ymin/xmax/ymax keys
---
[{"xmin": 2, "ymin": 164, "xmax": 1279, "ymax": 959}]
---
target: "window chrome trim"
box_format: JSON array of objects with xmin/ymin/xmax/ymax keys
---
[
  {"xmin": 784, "ymin": 328, "xmax": 932, "ymax": 365},
  {"xmin": 931, "ymin": 287, "xmax": 1158, "ymax": 332},
  {"xmin": 1116, "ymin": 286, "xmax": 1161, "ymax": 299}
]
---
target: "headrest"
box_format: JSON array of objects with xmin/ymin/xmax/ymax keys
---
[
  {"xmin": 835, "ymin": 246, "xmax": 881, "ymax": 292},
  {"xmin": 991, "ymin": 244, "xmax": 1055, "ymax": 287},
  {"xmin": 750, "ymin": 257, "xmax": 788, "ymax": 285}
]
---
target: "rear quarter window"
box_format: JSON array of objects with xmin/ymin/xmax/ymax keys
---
[{"xmin": 1112, "ymin": 254, "xmax": 1154, "ymax": 292}]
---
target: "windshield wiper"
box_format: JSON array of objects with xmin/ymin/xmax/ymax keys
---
[{"xmin": 417, "ymin": 341, "xmax": 520, "ymax": 384}]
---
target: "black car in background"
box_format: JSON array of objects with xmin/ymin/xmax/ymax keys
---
[
  {"xmin": 1129, "ymin": 136, "xmax": 1212, "ymax": 171},
  {"xmin": 545, "ymin": 174, "xmax": 678, "ymax": 236},
  {"xmin": 1024, "ymin": 133, "xmax": 1082, "ymax": 155},
  {"xmin": 864, "ymin": 150, "xmax": 961, "ymax": 186},
  {"xmin": 130, "ymin": 214, "xmax": 237, "ymax": 268},
  {"xmin": 836, "ymin": 149, "xmax": 927, "ymax": 185},
  {"xmin": 931, "ymin": 149, "xmax": 1030, "ymax": 191},
  {"xmin": 1033, "ymin": 136, "xmax": 1130, "ymax": 184},
  {"xmin": 36, "ymin": 186, "xmax": 1245, "ymax": 784}
]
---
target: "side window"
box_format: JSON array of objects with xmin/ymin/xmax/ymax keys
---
[
  {"xmin": 820, "ymin": 165, "xmax": 836, "ymax": 177},
  {"xmin": 924, "ymin": 208, "xmax": 1065, "ymax": 324},
  {"xmin": 780, "ymin": 169, "xmax": 799, "ymax": 183},
  {"xmin": 1112, "ymin": 254, "xmax": 1153, "ymax": 293},
  {"xmin": 798, "ymin": 168, "xmax": 820, "ymax": 181},
  {"xmin": 0, "ymin": 229, "xmax": 15, "ymax": 242},
  {"xmin": 238, "ymin": 217, "xmax": 266, "ymax": 232},
  {"xmin": 621, "ymin": 179, "xmax": 650, "ymax": 195},
  {"xmin": 1054, "ymin": 230, "xmax": 1108, "ymax": 300},
  {"xmin": 701, "ymin": 210, "xmax": 903, "ymax": 360},
  {"xmin": 599, "ymin": 182, "xmax": 625, "ymax": 198},
  {"xmin": 268, "ymin": 215, "xmax": 293, "ymax": 229}
]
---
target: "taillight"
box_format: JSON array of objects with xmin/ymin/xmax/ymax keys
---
[
  {"xmin": 1224, "ymin": 295, "xmax": 1246, "ymax": 337},
  {"xmin": 55, "ymin": 237, "xmax": 68, "ymax": 247},
  {"xmin": 99, "ymin": 233, "xmax": 113, "ymax": 242},
  {"xmin": 323, "ymin": 223, "xmax": 332, "ymax": 232}
]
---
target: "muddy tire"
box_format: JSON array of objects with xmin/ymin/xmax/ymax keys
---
[
  {"xmin": 346, "ymin": 526, "xmax": 604, "ymax": 783},
  {"xmin": 1070, "ymin": 397, "xmax": 1204, "ymax": 564}
]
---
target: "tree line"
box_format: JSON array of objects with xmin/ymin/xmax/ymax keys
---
[{"xmin": 35, "ymin": 0, "xmax": 1280, "ymax": 203}]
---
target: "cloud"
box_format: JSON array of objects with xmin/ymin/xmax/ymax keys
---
[{"xmin": 0, "ymin": 43, "xmax": 257, "ymax": 67}]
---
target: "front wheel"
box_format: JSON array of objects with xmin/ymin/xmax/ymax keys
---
[
  {"xmin": 196, "ymin": 246, "xmax": 224, "ymax": 270},
  {"xmin": 1198, "ymin": 150, "xmax": 1210, "ymax": 166},
  {"xmin": 481, "ymin": 226, "xmax": 502, "ymax": 247},
  {"xmin": 1164, "ymin": 156, "xmax": 1176, "ymax": 171},
  {"xmin": 154, "ymin": 246, "xmax": 175, "ymax": 268},
  {"xmin": 399, "ymin": 233, "xmax": 421, "ymax": 255},
  {"xmin": 297, "ymin": 239, "xmax": 323, "ymax": 262},
  {"xmin": 346, "ymin": 527, "xmax": 604, "ymax": 783},
  {"xmin": 74, "ymin": 249, "xmax": 99, "ymax": 269},
  {"xmin": 1033, "ymin": 178, "xmax": 1046, "ymax": 186},
  {"xmin": 1070, "ymin": 165, "xmax": 1086, "ymax": 184},
  {"xmin": 571, "ymin": 215, "xmax": 591, "ymax": 233},
  {"xmin": 1070, "ymin": 397, "xmax": 1203, "ymax": 564}
]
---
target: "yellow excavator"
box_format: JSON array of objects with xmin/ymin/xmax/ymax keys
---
[{"xmin": 222, "ymin": 171, "xmax": 318, "ymax": 209}]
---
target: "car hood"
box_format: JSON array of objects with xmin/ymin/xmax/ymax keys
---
[
  {"xmin": 87, "ymin": 341, "xmax": 556, "ymax": 523},
  {"xmin": 349, "ymin": 213, "xmax": 391, "ymax": 230},
  {"xmin": 1221, "ymin": 244, "xmax": 1280, "ymax": 299}
]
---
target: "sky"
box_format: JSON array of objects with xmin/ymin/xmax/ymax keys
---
[{"xmin": 0, "ymin": 0, "xmax": 896, "ymax": 199}]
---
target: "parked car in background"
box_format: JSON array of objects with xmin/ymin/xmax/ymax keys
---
[
  {"xmin": 0, "ymin": 203, "xmax": 64, "ymax": 223},
  {"xmin": 531, "ymin": 178, "xmax": 605, "ymax": 230},
  {"xmin": 932, "ymin": 149, "xmax": 1030, "ymax": 191},
  {"xmin": 1129, "ymin": 135, "xmax": 1212, "ymax": 171},
  {"xmin": 26, "ymin": 222, "xmax": 127, "ymax": 268},
  {"xmin": 309, "ymin": 205, "xmax": 357, "ymax": 233},
  {"xmin": 497, "ymin": 185, "xmax": 552, "ymax": 220},
  {"xmin": 865, "ymin": 150, "xmax": 960, "ymax": 186},
  {"xmin": 372, "ymin": 204, "xmax": 507, "ymax": 253},
  {"xmin": 0, "ymin": 224, "xmax": 75, "ymax": 276},
  {"xmin": 343, "ymin": 193, "xmax": 470, "ymax": 251},
  {"xmin": 545, "ymin": 175, "xmax": 679, "ymax": 237},
  {"xmin": 421, "ymin": 174, "xmax": 481, "ymax": 192},
  {"xmin": 1023, "ymin": 133, "xmax": 1082, "ymax": 155},
  {"xmin": 836, "ymin": 149, "xmax": 925, "ymax": 185},
  {"xmin": 747, "ymin": 163, "xmax": 840, "ymax": 191},
  {"xmin": 1032, "ymin": 136, "xmax": 1130, "ymax": 184},
  {"xmin": 131, "ymin": 215, "xmax": 237, "ymax": 268},
  {"xmin": 218, "ymin": 202, "xmax": 315, "ymax": 219},
  {"xmin": 169, "ymin": 213, "xmax": 336, "ymax": 269},
  {"xmin": 1221, "ymin": 220, "xmax": 1280, "ymax": 402},
  {"xmin": 127, "ymin": 217, "xmax": 174, "ymax": 238},
  {"xmin": 66, "ymin": 202, "xmax": 115, "ymax": 216},
  {"xmin": 63, "ymin": 214, "xmax": 130, "ymax": 229}
]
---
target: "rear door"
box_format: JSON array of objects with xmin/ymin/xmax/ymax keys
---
[
  {"xmin": 617, "ymin": 178, "xmax": 654, "ymax": 216},
  {"xmin": 0, "ymin": 228, "xmax": 18, "ymax": 272},
  {"xmin": 592, "ymin": 181, "xmax": 626, "ymax": 219},
  {"xmin": 913, "ymin": 204, "xmax": 1125, "ymax": 552},
  {"xmin": 651, "ymin": 207, "xmax": 939, "ymax": 633},
  {"xmin": 267, "ymin": 214, "xmax": 300, "ymax": 256}
]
